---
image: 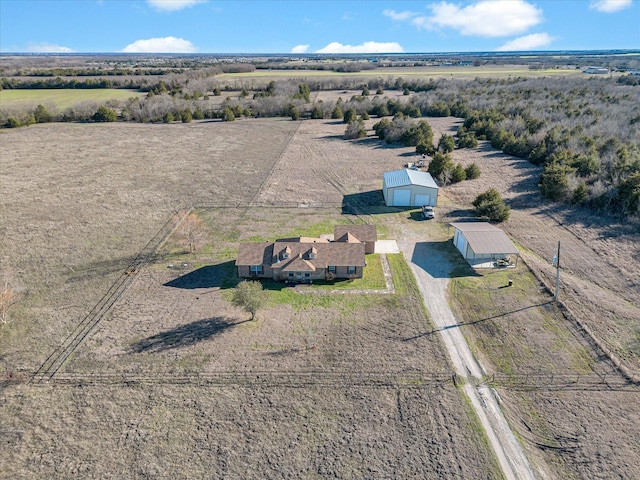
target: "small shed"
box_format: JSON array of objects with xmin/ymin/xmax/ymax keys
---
[
  {"xmin": 451, "ymin": 222, "xmax": 519, "ymax": 268},
  {"xmin": 382, "ymin": 169, "xmax": 439, "ymax": 207}
]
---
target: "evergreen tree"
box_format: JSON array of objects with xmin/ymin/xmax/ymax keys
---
[
  {"xmin": 438, "ymin": 134, "xmax": 456, "ymax": 153},
  {"xmin": 465, "ymin": 163, "xmax": 481, "ymax": 180},
  {"xmin": 472, "ymin": 189, "xmax": 510, "ymax": 222},
  {"xmin": 92, "ymin": 106, "xmax": 117, "ymax": 122},
  {"xmin": 222, "ymin": 106, "xmax": 235, "ymax": 122},
  {"xmin": 34, "ymin": 104, "xmax": 52, "ymax": 123},
  {"xmin": 343, "ymin": 107, "xmax": 357, "ymax": 124},
  {"xmin": 451, "ymin": 164, "xmax": 467, "ymax": 183}
]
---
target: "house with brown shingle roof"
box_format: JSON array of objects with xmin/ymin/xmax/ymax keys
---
[
  {"xmin": 236, "ymin": 227, "xmax": 369, "ymax": 282},
  {"xmin": 333, "ymin": 224, "xmax": 377, "ymax": 254}
]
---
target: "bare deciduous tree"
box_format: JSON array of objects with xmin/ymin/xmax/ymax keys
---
[
  {"xmin": 178, "ymin": 212, "xmax": 208, "ymax": 254},
  {"xmin": 0, "ymin": 274, "xmax": 24, "ymax": 325}
]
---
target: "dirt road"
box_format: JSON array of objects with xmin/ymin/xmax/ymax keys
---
[{"xmin": 397, "ymin": 232, "xmax": 538, "ymax": 480}]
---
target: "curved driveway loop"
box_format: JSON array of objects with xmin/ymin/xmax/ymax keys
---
[{"xmin": 397, "ymin": 233, "xmax": 538, "ymax": 480}]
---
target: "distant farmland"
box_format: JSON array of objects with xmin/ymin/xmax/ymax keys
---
[
  {"xmin": 0, "ymin": 88, "xmax": 143, "ymax": 109},
  {"xmin": 218, "ymin": 65, "xmax": 583, "ymax": 81}
]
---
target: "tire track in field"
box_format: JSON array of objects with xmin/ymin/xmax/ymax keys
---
[
  {"xmin": 248, "ymin": 121, "xmax": 303, "ymax": 206},
  {"xmin": 30, "ymin": 209, "xmax": 190, "ymax": 382}
]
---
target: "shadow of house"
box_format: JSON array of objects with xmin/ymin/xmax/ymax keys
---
[
  {"xmin": 129, "ymin": 317, "xmax": 247, "ymax": 353},
  {"xmin": 342, "ymin": 190, "xmax": 415, "ymax": 215},
  {"xmin": 164, "ymin": 261, "xmax": 236, "ymax": 290}
]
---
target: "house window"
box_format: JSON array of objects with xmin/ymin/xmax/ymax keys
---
[
  {"xmin": 328, "ymin": 265, "xmax": 336, "ymax": 273},
  {"xmin": 250, "ymin": 265, "xmax": 263, "ymax": 275},
  {"xmin": 304, "ymin": 273, "xmax": 310, "ymax": 278},
  {"xmin": 288, "ymin": 272, "xmax": 294, "ymax": 278},
  {"xmin": 348, "ymin": 266, "xmax": 356, "ymax": 275}
]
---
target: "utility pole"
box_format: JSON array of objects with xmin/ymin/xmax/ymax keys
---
[{"xmin": 554, "ymin": 241, "xmax": 561, "ymax": 302}]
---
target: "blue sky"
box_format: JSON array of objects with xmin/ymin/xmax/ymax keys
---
[{"xmin": 1, "ymin": 0, "xmax": 638, "ymax": 54}]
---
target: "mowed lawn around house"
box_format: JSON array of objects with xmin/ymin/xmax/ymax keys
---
[{"xmin": 0, "ymin": 88, "xmax": 143, "ymax": 109}]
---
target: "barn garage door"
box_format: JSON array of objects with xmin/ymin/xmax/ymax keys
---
[
  {"xmin": 455, "ymin": 232, "xmax": 468, "ymax": 258},
  {"xmin": 415, "ymin": 194, "xmax": 431, "ymax": 207},
  {"xmin": 392, "ymin": 189, "xmax": 411, "ymax": 206}
]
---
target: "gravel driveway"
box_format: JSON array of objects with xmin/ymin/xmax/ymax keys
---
[{"xmin": 397, "ymin": 231, "xmax": 538, "ymax": 480}]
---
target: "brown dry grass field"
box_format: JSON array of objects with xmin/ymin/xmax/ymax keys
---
[{"xmin": 1, "ymin": 111, "xmax": 639, "ymax": 478}]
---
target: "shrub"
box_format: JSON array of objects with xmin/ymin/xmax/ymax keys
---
[
  {"xmin": 438, "ymin": 134, "xmax": 455, "ymax": 153},
  {"xmin": 457, "ymin": 133, "xmax": 478, "ymax": 149},
  {"xmin": 451, "ymin": 164, "xmax": 467, "ymax": 183},
  {"xmin": 343, "ymin": 107, "xmax": 357, "ymax": 124},
  {"xmin": 92, "ymin": 106, "xmax": 117, "ymax": 122},
  {"xmin": 465, "ymin": 163, "xmax": 481, "ymax": 180},
  {"xmin": 572, "ymin": 182, "xmax": 588, "ymax": 204},
  {"xmin": 34, "ymin": 104, "xmax": 52, "ymax": 123},
  {"xmin": 193, "ymin": 106, "xmax": 205, "ymax": 120},
  {"xmin": 222, "ymin": 106, "xmax": 235, "ymax": 122},
  {"xmin": 331, "ymin": 106, "xmax": 343, "ymax": 119},
  {"xmin": 310, "ymin": 105, "xmax": 324, "ymax": 119},
  {"xmin": 5, "ymin": 117, "xmax": 21, "ymax": 128},
  {"xmin": 345, "ymin": 119, "xmax": 367, "ymax": 139}
]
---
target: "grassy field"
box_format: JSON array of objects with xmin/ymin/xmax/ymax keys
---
[
  {"xmin": 1, "ymin": 111, "xmax": 639, "ymax": 478},
  {"xmin": 0, "ymin": 120, "xmax": 500, "ymax": 479},
  {"xmin": 218, "ymin": 65, "xmax": 583, "ymax": 81},
  {"xmin": 0, "ymin": 88, "xmax": 143, "ymax": 109}
]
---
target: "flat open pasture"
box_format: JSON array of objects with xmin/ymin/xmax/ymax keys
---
[
  {"xmin": 218, "ymin": 64, "xmax": 582, "ymax": 81},
  {"xmin": 1, "ymin": 113, "xmax": 639, "ymax": 478},
  {"xmin": 0, "ymin": 119, "xmax": 501, "ymax": 478},
  {"xmin": 0, "ymin": 119, "xmax": 299, "ymax": 367},
  {"xmin": 0, "ymin": 88, "xmax": 143, "ymax": 109}
]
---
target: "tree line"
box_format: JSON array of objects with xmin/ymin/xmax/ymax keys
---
[{"xmin": 2, "ymin": 74, "xmax": 638, "ymax": 219}]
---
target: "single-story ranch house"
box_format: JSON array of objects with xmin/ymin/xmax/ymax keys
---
[
  {"xmin": 451, "ymin": 222, "xmax": 520, "ymax": 268},
  {"xmin": 382, "ymin": 169, "xmax": 439, "ymax": 207},
  {"xmin": 237, "ymin": 225, "xmax": 377, "ymax": 282},
  {"xmin": 333, "ymin": 224, "xmax": 377, "ymax": 254}
]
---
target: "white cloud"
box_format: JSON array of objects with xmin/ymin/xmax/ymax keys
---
[
  {"xmin": 315, "ymin": 41, "xmax": 404, "ymax": 54},
  {"xmin": 589, "ymin": 0, "xmax": 632, "ymax": 12},
  {"xmin": 122, "ymin": 36, "xmax": 196, "ymax": 53},
  {"xmin": 413, "ymin": 0, "xmax": 543, "ymax": 37},
  {"xmin": 383, "ymin": 9, "xmax": 417, "ymax": 21},
  {"xmin": 147, "ymin": 0, "xmax": 206, "ymax": 12},
  {"xmin": 26, "ymin": 42, "xmax": 74, "ymax": 53},
  {"xmin": 496, "ymin": 33, "xmax": 555, "ymax": 51},
  {"xmin": 291, "ymin": 44, "xmax": 310, "ymax": 54}
]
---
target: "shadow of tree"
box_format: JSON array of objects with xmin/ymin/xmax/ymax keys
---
[
  {"xmin": 129, "ymin": 317, "xmax": 248, "ymax": 353},
  {"xmin": 164, "ymin": 261, "xmax": 236, "ymax": 289}
]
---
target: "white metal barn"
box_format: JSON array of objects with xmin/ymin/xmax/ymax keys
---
[
  {"xmin": 382, "ymin": 169, "xmax": 439, "ymax": 207},
  {"xmin": 451, "ymin": 222, "xmax": 520, "ymax": 268}
]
